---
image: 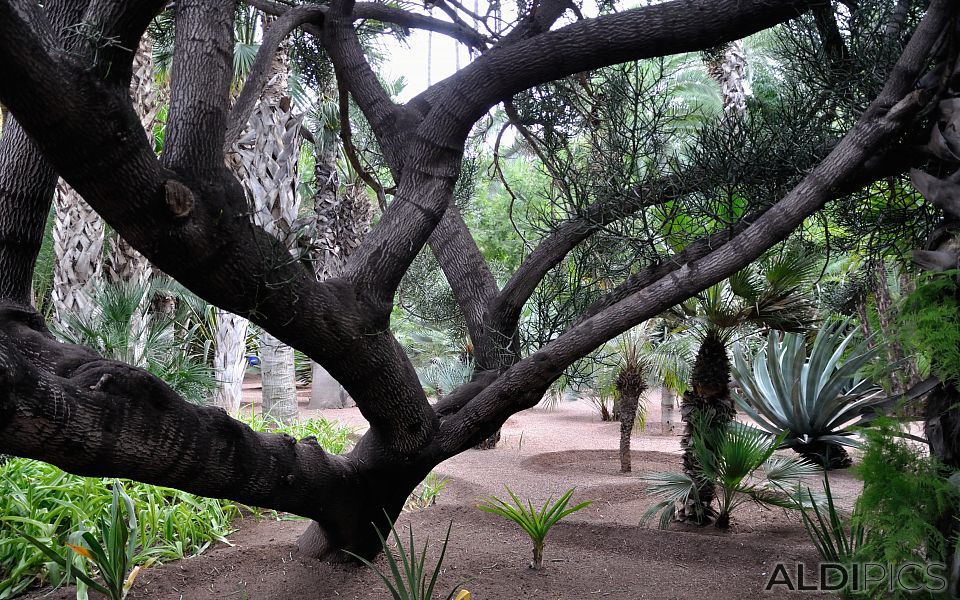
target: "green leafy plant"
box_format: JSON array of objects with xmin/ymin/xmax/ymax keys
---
[
  {"xmin": 853, "ymin": 420, "xmax": 959, "ymax": 571},
  {"xmin": 477, "ymin": 487, "xmax": 590, "ymax": 569},
  {"xmin": 0, "ymin": 460, "xmax": 240, "ymax": 599},
  {"xmin": 897, "ymin": 271, "xmax": 960, "ymax": 387},
  {"xmin": 406, "ymin": 472, "xmax": 448, "ymax": 511},
  {"xmin": 800, "ymin": 472, "xmax": 865, "ymax": 569},
  {"xmin": 53, "ymin": 281, "xmax": 215, "ymax": 405},
  {"xmin": 346, "ymin": 520, "xmax": 468, "ymax": 600},
  {"xmin": 641, "ymin": 417, "xmax": 819, "ymax": 529},
  {"xmin": 731, "ymin": 320, "xmax": 885, "ymax": 468},
  {"xmin": 11, "ymin": 483, "xmax": 153, "ymax": 600},
  {"xmin": 236, "ymin": 413, "xmax": 354, "ymax": 454}
]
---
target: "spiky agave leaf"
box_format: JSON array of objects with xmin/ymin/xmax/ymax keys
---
[{"xmin": 732, "ymin": 321, "xmax": 886, "ymax": 450}]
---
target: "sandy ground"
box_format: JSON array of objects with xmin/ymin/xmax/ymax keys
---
[{"xmin": 24, "ymin": 389, "xmax": 858, "ymax": 599}]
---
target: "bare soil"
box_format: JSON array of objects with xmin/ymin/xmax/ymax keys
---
[{"xmin": 25, "ymin": 392, "xmax": 857, "ymax": 599}]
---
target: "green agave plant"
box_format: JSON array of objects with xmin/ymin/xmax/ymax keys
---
[{"xmin": 730, "ymin": 321, "xmax": 885, "ymax": 469}]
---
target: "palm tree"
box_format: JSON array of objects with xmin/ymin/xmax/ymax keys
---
[
  {"xmin": 676, "ymin": 249, "xmax": 818, "ymax": 523},
  {"xmin": 51, "ymin": 180, "xmax": 105, "ymax": 324},
  {"xmin": 53, "ymin": 33, "xmax": 159, "ymax": 326},
  {"xmin": 615, "ymin": 329, "xmax": 649, "ymax": 473},
  {"xmin": 308, "ymin": 96, "xmax": 373, "ymax": 408},
  {"xmin": 225, "ymin": 12, "xmax": 303, "ymax": 423}
]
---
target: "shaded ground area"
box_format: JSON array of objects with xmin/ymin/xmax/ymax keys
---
[{"xmin": 26, "ymin": 394, "xmax": 857, "ymax": 599}]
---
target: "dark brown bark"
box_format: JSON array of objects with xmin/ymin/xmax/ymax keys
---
[{"xmin": 0, "ymin": 0, "xmax": 952, "ymax": 565}]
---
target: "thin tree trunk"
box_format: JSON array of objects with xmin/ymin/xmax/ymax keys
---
[
  {"xmin": 260, "ymin": 329, "xmax": 299, "ymax": 422},
  {"xmin": 660, "ymin": 387, "xmax": 676, "ymax": 435}
]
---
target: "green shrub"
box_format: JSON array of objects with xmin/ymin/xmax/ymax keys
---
[
  {"xmin": 0, "ymin": 416, "xmax": 353, "ymax": 598},
  {"xmin": 897, "ymin": 272, "xmax": 960, "ymax": 387}
]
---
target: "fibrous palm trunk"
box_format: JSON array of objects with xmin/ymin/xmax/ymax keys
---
[
  {"xmin": 678, "ymin": 328, "xmax": 734, "ymax": 523},
  {"xmin": 616, "ymin": 367, "xmax": 647, "ymax": 473},
  {"xmin": 703, "ymin": 40, "xmax": 749, "ymax": 119},
  {"xmin": 52, "ymin": 180, "xmax": 104, "ymax": 325},
  {"xmin": 213, "ymin": 310, "xmax": 248, "ymax": 413},
  {"xmin": 226, "ymin": 32, "xmax": 303, "ymax": 423},
  {"xmin": 308, "ymin": 136, "xmax": 372, "ymax": 408}
]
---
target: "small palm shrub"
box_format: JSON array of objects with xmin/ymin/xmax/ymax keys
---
[
  {"xmin": 477, "ymin": 487, "xmax": 590, "ymax": 569},
  {"xmin": 641, "ymin": 417, "xmax": 819, "ymax": 529},
  {"xmin": 346, "ymin": 520, "xmax": 468, "ymax": 600},
  {"xmin": 416, "ymin": 358, "xmax": 474, "ymax": 399},
  {"xmin": 731, "ymin": 321, "xmax": 885, "ymax": 469},
  {"xmin": 54, "ymin": 281, "xmax": 215, "ymax": 405}
]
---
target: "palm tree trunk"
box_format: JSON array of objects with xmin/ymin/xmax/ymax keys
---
[
  {"xmin": 52, "ymin": 180, "xmax": 104, "ymax": 325},
  {"xmin": 618, "ymin": 392, "xmax": 640, "ymax": 473},
  {"xmin": 660, "ymin": 387, "xmax": 677, "ymax": 435},
  {"xmin": 260, "ymin": 329, "xmax": 299, "ymax": 422},
  {"xmin": 679, "ymin": 328, "xmax": 734, "ymax": 524},
  {"xmin": 307, "ymin": 86, "xmax": 372, "ymax": 408},
  {"xmin": 213, "ymin": 309, "xmax": 248, "ymax": 413},
  {"xmin": 704, "ymin": 40, "xmax": 749, "ymax": 119},
  {"xmin": 227, "ymin": 25, "xmax": 303, "ymax": 423},
  {"xmin": 106, "ymin": 34, "xmax": 156, "ymax": 287}
]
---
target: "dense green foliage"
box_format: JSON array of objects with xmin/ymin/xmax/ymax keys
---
[{"xmin": 897, "ymin": 272, "xmax": 960, "ymax": 388}]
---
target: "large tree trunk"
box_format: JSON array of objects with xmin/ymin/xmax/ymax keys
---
[
  {"xmin": 679, "ymin": 328, "xmax": 734, "ymax": 524},
  {"xmin": 51, "ymin": 180, "xmax": 104, "ymax": 325}
]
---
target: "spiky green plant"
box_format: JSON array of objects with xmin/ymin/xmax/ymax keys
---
[
  {"xmin": 477, "ymin": 487, "xmax": 590, "ymax": 569},
  {"xmin": 641, "ymin": 417, "xmax": 819, "ymax": 529},
  {"xmin": 345, "ymin": 520, "xmax": 467, "ymax": 600},
  {"xmin": 731, "ymin": 320, "xmax": 885, "ymax": 469}
]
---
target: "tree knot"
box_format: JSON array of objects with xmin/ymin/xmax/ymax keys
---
[{"xmin": 164, "ymin": 179, "xmax": 195, "ymax": 219}]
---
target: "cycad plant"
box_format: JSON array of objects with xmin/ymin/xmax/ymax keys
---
[
  {"xmin": 641, "ymin": 416, "xmax": 819, "ymax": 529},
  {"xmin": 477, "ymin": 487, "xmax": 590, "ymax": 570},
  {"xmin": 731, "ymin": 321, "xmax": 885, "ymax": 469}
]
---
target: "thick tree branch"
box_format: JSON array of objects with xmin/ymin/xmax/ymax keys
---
[{"xmin": 161, "ymin": 0, "xmax": 234, "ymax": 180}]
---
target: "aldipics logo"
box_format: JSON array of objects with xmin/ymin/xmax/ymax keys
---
[{"xmin": 764, "ymin": 562, "xmax": 949, "ymax": 594}]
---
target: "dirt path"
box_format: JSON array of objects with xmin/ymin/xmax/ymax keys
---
[{"xmin": 28, "ymin": 395, "xmax": 857, "ymax": 599}]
